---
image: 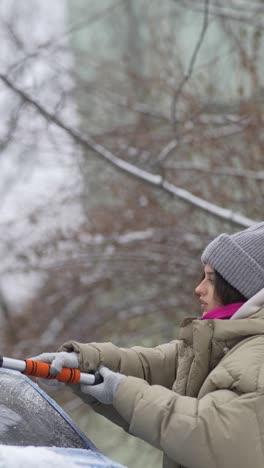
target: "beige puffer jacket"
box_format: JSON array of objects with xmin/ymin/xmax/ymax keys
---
[{"xmin": 61, "ymin": 288, "xmax": 264, "ymax": 468}]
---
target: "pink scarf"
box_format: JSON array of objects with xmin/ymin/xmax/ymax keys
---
[{"xmin": 201, "ymin": 302, "xmax": 245, "ymax": 320}]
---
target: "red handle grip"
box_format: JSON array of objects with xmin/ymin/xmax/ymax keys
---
[{"xmin": 24, "ymin": 359, "xmax": 81, "ymax": 384}]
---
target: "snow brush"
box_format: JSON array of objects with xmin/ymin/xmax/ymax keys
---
[{"xmin": 0, "ymin": 356, "xmax": 103, "ymax": 385}]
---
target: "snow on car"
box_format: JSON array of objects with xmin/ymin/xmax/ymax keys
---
[{"xmin": 0, "ymin": 368, "xmax": 125, "ymax": 467}]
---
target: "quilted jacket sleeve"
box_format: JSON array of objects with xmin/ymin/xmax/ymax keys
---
[
  {"xmin": 59, "ymin": 340, "xmax": 179, "ymax": 388},
  {"xmin": 113, "ymin": 377, "xmax": 261, "ymax": 468}
]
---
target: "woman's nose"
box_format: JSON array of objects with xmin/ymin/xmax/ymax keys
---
[{"xmin": 195, "ymin": 280, "xmax": 205, "ymax": 296}]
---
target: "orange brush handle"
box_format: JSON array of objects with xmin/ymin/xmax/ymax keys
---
[{"xmin": 24, "ymin": 359, "xmax": 81, "ymax": 384}]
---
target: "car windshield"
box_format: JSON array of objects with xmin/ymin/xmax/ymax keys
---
[{"xmin": 0, "ymin": 369, "xmax": 89, "ymax": 449}]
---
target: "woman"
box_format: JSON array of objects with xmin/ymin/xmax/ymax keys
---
[{"xmin": 32, "ymin": 222, "xmax": 264, "ymax": 468}]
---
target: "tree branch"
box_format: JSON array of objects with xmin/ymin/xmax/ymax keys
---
[
  {"xmin": 176, "ymin": 0, "xmax": 264, "ymax": 31},
  {"xmin": 171, "ymin": 0, "xmax": 210, "ymax": 124},
  {"xmin": 164, "ymin": 162, "xmax": 264, "ymax": 180},
  {"xmin": 0, "ymin": 73, "xmax": 257, "ymax": 228}
]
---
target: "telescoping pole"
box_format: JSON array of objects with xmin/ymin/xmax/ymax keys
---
[{"xmin": 0, "ymin": 356, "xmax": 103, "ymax": 385}]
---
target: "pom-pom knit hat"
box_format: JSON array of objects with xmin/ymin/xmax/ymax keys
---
[{"xmin": 201, "ymin": 222, "xmax": 264, "ymax": 299}]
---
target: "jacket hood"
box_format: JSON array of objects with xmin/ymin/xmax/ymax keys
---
[{"xmin": 231, "ymin": 287, "xmax": 264, "ymax": 319}]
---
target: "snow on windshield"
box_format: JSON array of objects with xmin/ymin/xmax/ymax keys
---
[
  {"xmin": 0, "ymin": 370, "xmax": 88, "ymax": 449},
  {"xmin": 0, "ymin": 445, "xmax": 126, "ymax": 468}
]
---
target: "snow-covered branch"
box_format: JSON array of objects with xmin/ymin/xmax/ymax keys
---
[{"xmin": 0, "ymin": 73, "xmax": 257, "ymax": 228}]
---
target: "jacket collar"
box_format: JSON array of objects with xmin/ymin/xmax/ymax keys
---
[
  {"xmin": 179, "ymin": 300, "xmax": 264, "ymax": 393},
  {"xmin": 180, "ymin": 287, "xmax": 264, "ymax": 345},
  {"xmin": 180, "ymin": 305, "xmax": 264, "ymax": 347},
  {"xmin": 231, "ymin": 287, "xmax": 264, "ymax": 319}
]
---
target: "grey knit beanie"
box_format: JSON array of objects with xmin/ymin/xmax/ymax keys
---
[{"xmin": 201, "ymin": 222, "xmax": 264, "ymax": 299}]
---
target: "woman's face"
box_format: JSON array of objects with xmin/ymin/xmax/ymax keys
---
[{"xmin": 195, "ymin": 264, "xmax": 223, "ymax": 313}]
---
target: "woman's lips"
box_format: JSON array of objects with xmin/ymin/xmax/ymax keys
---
[{"xmin": 200, "ymin": 301, "xmax": 208, "ymax": 310}]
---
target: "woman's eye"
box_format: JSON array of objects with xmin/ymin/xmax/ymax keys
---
[{"xmin": 206, "ymin": 276, "xmax": 215, "ymax": 283}]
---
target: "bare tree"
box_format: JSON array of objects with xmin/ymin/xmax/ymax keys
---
[
  {"xmin": 0, "ymin": 0, "xmax": 263, "ymax": 354},
  {"xmin": 0, "ymin": 2, "xmax": 264, "ymax": 467}
]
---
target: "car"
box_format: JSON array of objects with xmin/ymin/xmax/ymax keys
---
[{"xmin": 0, "ymin": 367, "xmax": 126, "ymax": 467}]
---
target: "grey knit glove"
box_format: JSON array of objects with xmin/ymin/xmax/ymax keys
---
[
  {"xmin": 30, "ymin": 351, "xmax": 79, "ymax": 376},
  {"xmin": 80, "ymin": 366, "xmax": 127, "ymax": 404}
]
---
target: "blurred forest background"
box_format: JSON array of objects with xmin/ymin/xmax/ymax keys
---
[{"xmin": 0, "ymin": 0, "xmax": 263, "ymax": 466}]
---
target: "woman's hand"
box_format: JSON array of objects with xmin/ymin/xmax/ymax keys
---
[
  {"xmin": 29, "ymin": 351, "xmax": 79, "ymax": 375},
  {"xmin": 80, "ymin": 366, "xmax": 127, "ymax": 404}
]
